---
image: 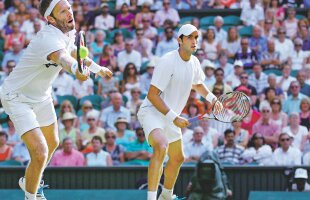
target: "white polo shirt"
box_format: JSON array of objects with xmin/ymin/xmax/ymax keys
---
[
  {"xmin": 2, "ymin": 24, "xmax": 76, "ymax": 102},
  {"xmin": 140, "ymin": 50, "xmax": 205, "ymax": 114}
]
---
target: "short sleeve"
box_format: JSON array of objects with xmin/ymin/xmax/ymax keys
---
[
  {"xmin": 192, "ymin": 57, "xmax": 205, "ymax": 85},
  {"xmin": 150, "ymin": 56, "xmax": 174, "ymax": 92}
]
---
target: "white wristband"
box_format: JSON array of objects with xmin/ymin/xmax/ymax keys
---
[
  {"xmin": 166, "ymin": 109, "xmax": 178, "ymax": 122},
  {"xmin": 71, "ymin": 62, "xmax": 78, "ymax": 74},
  {"xmin": 205, "ymin": 93, "xmax": 217, "ymax": 103},
  {"xmin": 89, "ymin": 61, "xmax": 101, "ymax": 73}
]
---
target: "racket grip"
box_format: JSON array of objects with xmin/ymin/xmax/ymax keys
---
[{"xmin": 188, "ymin": 116, "xmax": 200, "ymax": 123}]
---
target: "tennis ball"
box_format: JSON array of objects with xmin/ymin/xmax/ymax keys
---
[{"xmin": 79, "ymin": 46, "xmax": 89, "ymax": 59}]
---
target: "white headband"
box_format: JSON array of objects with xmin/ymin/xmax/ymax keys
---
[{"xmin": 44, "ymin": 0, "xmax": 62, "ymax": 20}]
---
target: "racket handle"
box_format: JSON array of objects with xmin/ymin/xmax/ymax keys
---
[{"xmin": 188, "ymin": 116, "xmax": 201, "ymax": 123}]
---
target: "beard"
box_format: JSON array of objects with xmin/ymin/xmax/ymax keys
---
[{"xmin": 54, "ymin": 17, "xmax": 75, "ymax": 33}]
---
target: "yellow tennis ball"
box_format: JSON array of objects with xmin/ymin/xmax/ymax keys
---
[{"xmin": 79, "ymin": 46, "xmax": 89, "ymax": 59}]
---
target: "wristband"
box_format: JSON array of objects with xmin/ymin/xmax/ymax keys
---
[
  {"xmin": 166, "ymin": 109, "xmax": 178, "ymax": 122},
  {"xmin": 89, "ymin": 61, "xmax": 101, "ymax": 73},
  {"xmin": 205, "ymin": 93, "xmax": 217, "ymax": 103},
  {"xmin": 71, "ymin": 62, "xmax": 78, "ymax": 74}
]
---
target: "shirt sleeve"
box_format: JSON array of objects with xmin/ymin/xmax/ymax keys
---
[{"xmin": 150, "ymin": 56, "xmax": 174, "ymax": 92}]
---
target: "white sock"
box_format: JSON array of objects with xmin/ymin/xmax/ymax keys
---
[
  {"xmin": 25, "ymin": 191, "xmax": 36, "ymax": 200},
  {"xmin": 161, "ymin": 187, "xmax": 173, "ymax": 199},
  {"xmin": 147, "ymin": 191, "xmax": 157, "ymax": 200}
]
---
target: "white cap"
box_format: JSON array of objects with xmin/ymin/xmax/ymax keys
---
[
  {"xmin": 294, "ymin": 168, "xmax": 308, "ymax": 179},
  {"xmin": 201, "ymin": 59, "xmax": 215, "ymax": 70},
  {"xmin": 233, "ymin": 60, "xmax": 244, "ymax": 67},
  {"xmin": 177, "ymin": 24, "xmax": 199, "ymax": 38}
]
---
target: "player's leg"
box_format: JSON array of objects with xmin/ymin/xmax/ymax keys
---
[
  {"xmin": 159, "ymin": 139, "xmax": 185, "ymax": 200},
  {"xmin": 148, "ymin": 128, "xmax": 168, "ymax": 200},
  {"xmin": 41, "ymin": 122, "xmax": 59, "ymax": 166}
]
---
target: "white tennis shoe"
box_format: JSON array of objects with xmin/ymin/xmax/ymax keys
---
[{"xmin": 19, "ymin": 177, "xmax": 48, "ymax": 200}]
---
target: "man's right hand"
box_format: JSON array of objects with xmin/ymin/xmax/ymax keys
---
[
  {"xmin": 173, "ymin": 116, "xmax": 189, "ymax": 128},
  {"xmin": 75, "ymin": 66, "xmax": 90, "ymax": 81}
]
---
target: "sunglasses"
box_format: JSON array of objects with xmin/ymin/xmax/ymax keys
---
[
  {"xmin": 194, "ymin": 132, "xmax": 203, "ymax": 134},
  {"xmin": 132, "ymin": 91, "xmax": 141, "ymax": 94},
  {"xmin": 254, "ymin": 137, "xmax": 263, "ymax": 140},
  {"xmin": 87, "ymin": 118, "xmax": 96, "ymax": 121},
  {"xmin": 83, "ymin": 106, "xmax": 93, "ymax": 109},
  {"xmin": 290, "ymin": 86, "xmax": 299, "ymax": 89},
  {"xmin": 240, "ymin": 76, "xmax": 248, "ymax": 79},
  {"xmin": 106, "ymin": 135, "xmax": 116, "ymax": 139},
  {"xmin": 215, "ymin": 73, "xmax": 224, "ymax": 76},
  {"xmin": 272, "ymin": 101, "xmax": 280, "ymax": 104},
  {"xmin": 262, "ymin": 110, "xmax": 270, "ymax": 113},
  {"xmin": 137, "ymin": 133, "xmax": 145, "ymax": 137},
  {"xmin": 281, "ymin": 138, "xmax": 290, "ymax": 142}
]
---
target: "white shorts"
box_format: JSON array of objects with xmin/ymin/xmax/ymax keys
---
[
  {"xmin": 1, "ymin": 92, "xmax": 57, "ymax": 137},
  {"xmin": 137, "ymin": 106, "xmax": 182, "ymax": 144}
]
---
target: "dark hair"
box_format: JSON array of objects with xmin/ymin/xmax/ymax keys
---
[
  {"xmin": 224, "ymin": 129, "xmax": 234, "ymax": 137},
  {"xmin": 247, "ymin": 133, "xmax": 265, "ymax": 148},
  {"xmin": 264, "ymin": 87, "xmax": 276, "ymax": 97},
  {"xmin": 0, "ymin": 131, "xmax": 8, "ymax": 140},
  {"xmin": 214, "ymin": 68, "xmax": 224, "ymax": 75},
  {"xmin": 92, "ymin": 135, "xmax": 103, "ymax": 144},
  {"xmin": 186, "ymin": 103, "xmax": 200, "ymax": 117},
  {"xmin": 123, "ymin": 63, "xmax": 138, "ymax": 82},
  {"xmin": 38, "ymin": 0, "xmax": 54, "ymax": 17}
]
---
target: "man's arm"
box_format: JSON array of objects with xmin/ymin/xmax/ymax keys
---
[{"xmin": 192, "ymin": 84, "xmax": 220, "ymax": 113}]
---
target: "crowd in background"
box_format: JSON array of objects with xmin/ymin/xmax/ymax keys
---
[{"xmin": 0, "ymin": 0, "xmax": 309, "ymax": 167}]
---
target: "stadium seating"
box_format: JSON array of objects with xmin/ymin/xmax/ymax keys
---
[
  {"xmin": 79, "ymin": 95, "xmax": 103, "ymax": 110},
  {"xmin": 223, "ymin": 15, "xmax": 241, "ymax": 26}
]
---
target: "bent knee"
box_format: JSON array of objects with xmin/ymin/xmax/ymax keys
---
[
  {"xmin": 153, "ymin": 142, "xmax": 168, "ymax": 159},
  {"xmin": 171, "ymin": 153, "xmax": 185, "ymax": 164},
  {"xmin": 30, "ymin": 144, "xmax": 48, "ymax": 163}
]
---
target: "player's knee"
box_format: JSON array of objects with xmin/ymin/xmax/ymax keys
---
[
  {"xmin": 31, "ymin": 144, "xmax": 48, "ymax": 165},
  {"xmin": 50, "ymin": 137, "xmax": 60, "ymax": 151},
  {"xmin": 172, "ymin": 153, "xmax": 185, "ymax": 165},
  {"xmin": 154, "ymin": 143, "xmax": 168, "ymax": 159}
]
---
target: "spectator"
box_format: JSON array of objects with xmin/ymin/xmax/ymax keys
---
[
  {"xmin": 232, "ymin": 121, "xmax": 249, "ymax": 148},
  {"xmin": 199, "ymin": 119, "xmax": 218, "ymax": 151},
  {"xmin": 295, "ymin": 71, "xmax": 310, "ymax": 97},
  {"xmin": 20, "ymin": 8, "xmax": 44, "ymax": 41},
  {"xmin": 153, "ymin": 0, "xmax": 180, "ymax": 28},
  {"xmin": 0, "ymin": 0, "xmax": 9, "ymax": 30},
  {"xmin": 126, "ymin": 87, "xmax": 142, "ymax": 128},
  {"xmin": 253, "ymin": 102, "xmax": 281, "ymax": 149},
  {"xmin": 282, "ymin": 112, "xmax": 308, "ymax": 151},
  {"xmin": 24, "ymin": 18, "xmax": 42, "ymax": 44},
  {"xmin": 0, "ymin": 60, "xmax": 16, "ymax": 86},
  {"xmin": 195, "ymin": 49, "xmax": 206, "ymax": 63},
  {"xmin": 58, "ymin": 100, "xmax": 78, "ymax": 129},
  {"xmin": 264, "ymin": 8, "xmax": 281, "ymax": 30},
  {"xmin": 155, "ymin": 27, "xmax": 178, "ymax": 57},
  {"xmin": 201, "ymin": 28, "xmax": 220, "ymax": 62},
  {"xmin": 78, "ymin": 100, "xmax": 94, "ymax": 132},
  {"xmin": 249, "ymin": 25, "xmax": 267, "ymax": 59},
  {"xmin": 275, "ymin": 27, "xmax": 294, "ymax": 63},
  {"xmin": 184, "ymin": 126, "xmax": 209, "ymax": 163},
  {"xmin": 305, "ymin": 64, "xmax": 310, "ymax": 84},
  {"xmin": 201, "ymin": 59, "xmax": 216, "ymax": 88},
  {"xmin": 270, "ymin": 97, "xmax": 288, "ymax": 129},
  {"xmin": 234, "ymin": 72, "xmax": 258, "ymax": 107},
  {"xmin": 175, "ymin": 0, "xmax": 192, "ymax": 9},
  {"xmin": 185, "ymin": 103, "xmax": 200, "ymax": 130},
  {"xmin": 134, "ymin": 2, "xmax": 154, "ymax": 28},
  {"xmin": 242, "ymin": 133, "xmax": 272, "ymax": 165},
  {"xmin": 299, "ymin": 98, "xmax": 310, "ymax": 131},
  {"xmin": 52, "ymin": 69, "xmax": 74, "ymax": 96},
  {"xmin": 261, "ymin": 39, "xmax": 281, "ymax": 70},
  {"xmin": 283, "ymin": 81, "xmax": 307, "ymax": 115},
  {"xmin": 272, "ymin": 133, "xmax": 301, "ymax": 165},
  {"xmin": 209, "ymin": 68, "xmax": 232, "ymax": 95},
  {"xmin": 248, "ymin": 63, "xmax": 268, "ymax": 95},
  {"xmin": 116, "ymin": 0, "xmax": 130, "ymax": 10},
  {"xmin": 283, "ymin": 7, "xmax": 298, "ymax": 39},
  {"xmin": 226, "ymin": 60, "xmax": 244, "ymax": 88},
  {"xmin": 89, "ymin": 30, "xmax": 108, "ymax": 64},
  {"xmin": 72, "ymin": 76, "xmax": 94, "ymax": 99},
  {"xmin": 103, "ymin": 129, "xmax": 125, "ymax": 166},
  {"xmin": 4, "ymin": 116, "xmax": 20, "ymax": 147},
  {"xmin": 222, "ymin": 27, "xmax": 241, "ymax": 59},
  {"xmin": 86, "ymin": 136, "xmax": 112, "ymax": 166},
  {"xmin": 213, "ymin": 16, "xmax": 227, "ymax": 42},
  {"xmin": 216, "ymin": 52, "xmax": 233, "ymax": 79},
  {"xmin": 234, "ymin": 37, "xmax": 258, "ymax": 70},
  {"xmin": 276, "ymin": 64, "xmax": 296, "ymax": 93},
  {"xmin": 114, "ymin": 117, "xmax": 135, "ymax": 148},
  {"xmin": 112, "ymin": 31, "xmax": 125, "ymax": 57},
  {"xmin": 1, "ymin": 41, "xmax": 24, "ymax": 70},
  {"xmin": 290, "ymin": 168, "xmax": 310, "ymax": 191},
  {"xmin": 50, "ymin": 138, "xmax": 85, "ymax": 167},
  {"xmin": 99, "ymin": 44, "xmax": 117, "ymax": 73},
  {"xmin": 0, "ymin": 131, "xmax": 12, "ymax": 161},
  {"xmin": 115, "ymin": 3, "xmax": 135, "ymax": 30},
  {"xmin": 141, "ymin": 18, "xmax": 157, "ymax": 44},
  {"xmin": 94, "ymin": 3, "xmax": 115, "ymax": 31},
  {"xmin": 133, "ymin": 28, "xmax": 153, "ymax": 61},
  {"xmin": 261, "ymin": 74, "xmax": 284, "ymax": 101},
  {"xmin": 288, "ymin": 38, "xmax": 308, "ymax": 70},
  {"xmin": 59, "ymin": 112, "xmax": 80, "ymax": 149},
  {"xmin": 300, "ymin": 26, "xmax": 310, "ymax": 51},
  {"xmin": 261, "ymin": 88, "xmax": 277, "ymax": 106},
  {"xmin": 263, "ymin": 19, "xmax": 276, "ymax": 39},
  {"xmin": 12, "ymin": 142, "xmax": 30, "ymax": 165},
  {"xmin": 240, "ymin": 0, "xmax": 264, "ymax": 27},
  {"xmin": 140, "ymin": 60, "xmax": 155, "ymax": 95},
  {"xmin": 117, "ymin": 39, "xmax": 142, "ymax": 72},
  {"xmin": 216, "ymin": 129, "xmax": 244, "ymax": 165},
  {"xmin": 1, "ymin": 12, "xmax": 15, "ymax": 39},
  {"xmin": 124, "ymin": 127, "xmax": 152, "ymax": 166},
  {"xmin": 120, "ymin": 63, "xmax": 140, "ymax": 100},
  {"xmin": 269, "ymin": 0, "xmax": 285, "ymax": 22},
  {"xmin": 4, "ymin": 21, "xmax": 25, "ymax": 51},
  {"xmin": 182, "ymin": 89, "xmax": 205, "ymax": 116}
]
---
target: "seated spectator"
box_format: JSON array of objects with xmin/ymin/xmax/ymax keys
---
[
  {"xmin": 52, "ymin": 69, "xmax": 74, "ymax": 96},
  {"xmin": 295, "ymin": 70, "xmax": 310, "ymax": 97},
  {"xmin": 99, "ymin": 44, "xmax": 117, "ymax": 71},
  {"xmin": 201, "ymin": 28, "xmax": 221, "ymax": 62},
  {"xmin": 1, "ymin": 12, "xmax": 15, "ymax": 39},
  {"xmin": 260, "ymin": 74, "xmax": 284, "ymax": 101},
  {"xmin": 225, "ymin": 60, "xmax": 244, "ymax": 88},
  {"xmin": 100, "ymin": 92, "xmax": 131, "ymax": 130},
  {"xmin": 78, "ymin": 100, "xmax": 94, "ymax": 132},
  {"xmin": 222, "ymin": 27, "xmax": 240, "ymax": 59},
  {"xmin": 282, "ymin": 113, "xmax": 308, "ymax": 151},
  {"xmin": 299, "ymin": 98, "xmax": 310, "ymax": 131},
  {"xmin": 134, "ymin": 2, "xmax": 154, "ymax": 28},
  {"xmin": 303, "ymin": 152, "xmax": 310, "ymax": 165},
  {"xmin": 276, "ymin": 64, "xmax": 296, "ymax": 93},
  {"xmin": 212, "ymin": 16, "xmax": 227, "ymax": 42},
  {"xmin": 288, "ymin": 38, "xmax": 308, "ymax": 70},
  {"xmin": 115, "ymin": 3, "xmax": 135, "ymax": 30},
  {"xmin": 140, "ymin": 60, "xmax": 155, "ymax": 95},
  {"xmin": 4, "ymin": 21, "xmax": 25, "ymax": 51},
  {"xmin": 272, "ymin": 133, "xmax": 301, "ymax": 165},
  {"xmin": 248, "ymin": 63, "xmax": 268, "ymax": 95},
  {"xmin": 215, "ymin": 129, "xmax": 244, "ymax": 165},
  {"xmin": 199, "ymin": 120, "xmax": 218, "ymax": 151},
  {"xmin": 216, "ymin": 52, "xmax": 233, "ymax": 79},
  {"xmin": 103, "ymin": 129, "xmax": 125, "ymax": 166},
  {"xmin": 275, "ymin": 27, "xmax": 294, "ymax": 64},
  {"xmin": 201, "ymin": 59, "xmax": 216, "ymax": 88},
  {"xmin": 116, "ymin": 0, "xmax": 131, "ymax": 10},
  {"xmin": 117, "ymin": 39, "xmax": 142, "ymax": 72},
  {"xmin": 261, "ymin": 87, "xmax": 277, "ymax": 105},
  {"xmin": 253, "ymin": 102, "xmax": 281, "ymax": 149},
  {"xmin": 234, "ymin": 72, "xmax": 258, "ymax": 107},
  {"xmin": 185, "ymin": 103, "xmax": 200, "ymax": 130},
  {"xmin": 283, "ymin": 81, "xmax": 307, "ymax": 115},
  {"xmin": 234, "ymin": 37, "xmax": 258, "ymax": 70},
  {"xmin": 181, "ymin": 125, "xmax": 194, "ymax": 147},
  {"xmin": 58, "ymin": 100, "xmax": 78, "ymax": 130},
  {"xmin": 209, "ymin": 68, "xmax": 232, "ymax": 95},
  {"xmin": 184, "ymin": 126, "xmax": 209, "ymax": 163},
  {"xmin": 126, "ymin": 88, "xmax": 142, "ymax": 129},
  {"xmin": 89, "ymin": 30, "xmax": 108, "ymax": 64},
  {"xmin": 50, "ymin": 138, "xmax": 85, "ymax": 167},
  {"xmin": 242, "ymin": 133, "xmax": 272, "ymax": 165},
  {"xmin": 94, "ymin": 3, "xmax": 115, "ymax": 31},
  {"xmin": 20, "ymin": 8, "xmax": 44, "ymax": 42},
  {"xmin": 0, "ymin": 131, "xmax": 12, "ymax": 161},
  {"xmin": 115, "ymin": 117, "xmax": 135, "ymax": 148},
  {"xmin": 262, "ymin": 19, "xmax": 276, "ymax": 39},
  {"xmin": 59, "ymin": 112, "xmax": 81, "ymax": 149},
  {"xmin": 112, "ymin": 31, "xmax": 125, "ymax": 57},
  {"xmin": 0, "ymin": 60, "xmax": 16, "ymax": 86},
  {"xmin": 240, "ymin": 0, "xmax": 264, "ymax": 27},
  {"xmin": 283, "ymin": 7, "xmax": 298, "ymax": 39},
  {"xmin": 141, "ymin": 18, "xmax": 157, "ymax": 44},
  {"xmin": 261, "ymin": 39, "xmax": 281, "ymax": 70},
  {"xmin": 86, "ymin": 136, "xmax": 112, "ymax": 166},
  {"xmin": 1, "ymin": 41, "xmax": 24, "ymax": 70},
  {"xmin": 249, "ymin": 25, "xmax": 267, "ymax": 60},
  {"xmin": 232, "ymin": 121, "xmax": 249, "ymax": 148},
  {"xmin": 195, "ymin": 49, "xmax": 206, "ymax": 63},
  {"xmin": 120, "ymin": 63, "xmax": 140, "ymax": 100},
  {"xmin": 133, "ymin": 28, "xmax": 153, "ymax": 61},
  {"xmin": 4, "ymin": 116, "xmax": 21, "ymax": 147},
  {"xmin": 124, "ymin": 127, "xmax": 152, "ymax": 166},
  {"xmin": 12, "ymin": 142, "xmax": 30, "ymax": 166},
  {"xmin": 300, "ymin": 26, "xmax": 310, "ymax": 51},
  {"xmin": 153, "ymin": 0, "xmax": 180, "ymax": 28},
  {"xmin": 155, "ymin": 27, "xmax": 178, "ymax": 57},
  {"xmin": 72, "ymin": 78, "xmax": 94, "ymax": 99},
  {"xmin": 182, "ymin": 89, "xmax": 205, "ymax": 116},
  {"xmin": 290, "ymin": 168, "xmax": 310, "ymax": 191},
  {"xmin": 305, "ymin": 64, "xmax": 310, "ymax": 85},
  {"xmin": 270, "ymin": 98, "xmax": 288, "ymax": 129}
]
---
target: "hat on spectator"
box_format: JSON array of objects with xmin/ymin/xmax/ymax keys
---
[
  {"xmin": 259, "ymin": 101, "xmax": 271, "ymax": 112},
  {"xmin": 146, "ymin": 59, "xmax": 155, "ymax": 68},
  {"xmin": 62, "ymin": 112, "xmax": 77, "ymax": 121},
  {"xmin": 294, "ymin": 168, "xmax": 308, "ymax": 179},
  {"xmin": 235, "ymin": 86, "xmax": 251, "ymax": 96},
  {"xmin": 201, "ymin": 59, "xmax": 215, "ymax": 70},
  {"xmin": 177, "ymin": 24, "xmax": 199, "ymax": 38},
  {"xmin": 114, "ymin": 117, "xmax": 129, "ymax": 127},
  {"xmin": 86, "ymin": 110, "xmax": 100, "ymax": 120},
  {"xmin": 233, "ymin": 60, "xmax": 244, "ymax": 67},
  {"xmin": 101, "ymin": 3, "xmax": 109, "ymax": 8}
]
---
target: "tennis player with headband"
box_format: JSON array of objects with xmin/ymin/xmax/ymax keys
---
[
  {"xmin": 0, "ymin": 1, "xmax": 112, "ymax": 199},
  {"xmin": 137, "ymin": 24, "xmax": 222, "ymax": 200}
]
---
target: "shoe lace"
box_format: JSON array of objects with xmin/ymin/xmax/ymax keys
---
[{"xmin": 36, "ymin": 184, "xmax": 49, "ymax": 199}]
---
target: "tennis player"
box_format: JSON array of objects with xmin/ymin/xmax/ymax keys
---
[
  {"xmin": 137, "ymin": 24, "xmax": 221, "ymax": 200},
  {"xmin": 0, "ymin": 1, "xmax": 112, "ymax": 200}
]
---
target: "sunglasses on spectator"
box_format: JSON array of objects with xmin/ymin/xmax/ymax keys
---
[
  {"xmin": 137, "ymin": 133, "xmax": 145, "ymax": 137},
  {"xmin": 163, "ymin": 2, "xmax": 170, "ymax": 5},
  {"xmin": 194, "ymin": 132, "xmax": 203, "ymax": 134},
  {"xmin": 132, "ymin": 90, "xmax": 141, "ymax": 94},
  {"xmin": 240, "ymin": 76, "xmax": 248, "ymax": 79},
  {"xmin": 280, "ymin": 138, "xmax": 290, "ymax": 142},
  {"xmin": 290, "ymin": 85, "xmax": 299, "ymax": 89},
  {"xmin": 109, "ymin": 90, "xmax": 118, "ymax": 93},
  {"xmin": 278, "ymin": 32, "xmax": 286, "ymax": 34},
  {"xmin": 272, "ymin": 101, "xmax": 280, "ymax": 104},
  {"xmin": 83, "ymin": 106, "xmax": 93, "ymax": 109},
  {"xmin": 262, "ymin": 110, "xmax": 270, "ymax": 113},
  {"xmin": 215, "ymin": 73, "xmax": 224, "ymax": 76},
  {"xmin": 254, "ymin": 137, "xmax": 263, "ymax": 140},
  {"xmin": 87, "ymin": 118, "xmax": 96, "ymax": 121},
  {"xmin": 295, "ymin": 44, "xmax": 302, "ymax": 46},
  {"xmin": 106, "ymin": 135, "xmax": 116, "ymax": 139}
]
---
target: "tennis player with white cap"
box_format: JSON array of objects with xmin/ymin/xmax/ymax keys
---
[
  {"xmin": 137, "ymin": 24, "xmax": 222, "ymax": 200},
  {"xmin": 0, "ymin": 1, "xmax": 112, "ymax": 199}
]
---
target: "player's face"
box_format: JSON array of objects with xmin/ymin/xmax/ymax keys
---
[
  {"xmin": 51, "ymin": 0, "xmax": 75, "ymax": 33},
  {"xmin": 180, "ymin": 31, "xmax": 198, "ymax": 54}
]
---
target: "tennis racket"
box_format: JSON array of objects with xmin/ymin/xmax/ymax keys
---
[
  {"xmin": 76, "ymin": 31, "xmax": 86, "ymax": 73},
  {"xmin": 188, "ymin": 91, "xmax": 250, "ymax": 123}
]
